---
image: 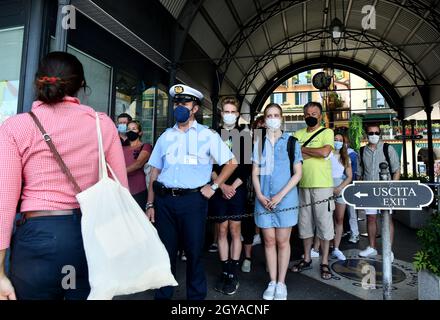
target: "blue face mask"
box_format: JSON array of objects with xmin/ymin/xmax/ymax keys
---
[
  {"xmin": 118, "ymin": 124, "xmax": 127, "ymax": 134},
  {"xmin": 174, "ymin": 105, "xmax": 192, "ymax": 124},
  {"xmin": 334, "ymin": 141, "xmax": 344, "ymax": 151}
]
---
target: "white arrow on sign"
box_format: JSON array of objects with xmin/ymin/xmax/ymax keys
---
[{"xmin": 355, "ymin": 192, "xmax": 369, "ymax": 199}]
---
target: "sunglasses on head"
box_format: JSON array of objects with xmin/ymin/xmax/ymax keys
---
[{"xmin": 367, "ymin": 132, "xmax": 380, "ymax": 136}]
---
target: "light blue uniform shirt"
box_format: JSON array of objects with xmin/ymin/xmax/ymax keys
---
[
  {"xmin": 252, "ymin": 133, "xmax": 303, "ymax": 228},
  {"xmin": 148, "ymin": 120, "xmax": 235, "ymax": 189}
]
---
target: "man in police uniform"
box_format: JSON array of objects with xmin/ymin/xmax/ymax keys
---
[{"xmin": 146, "ymin": 84, "xmax": 238, "ymax": 300}]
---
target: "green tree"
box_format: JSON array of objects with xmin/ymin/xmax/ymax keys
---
[{"xmin": 349, "ymin": 114, "xmax": 364, "ymax": 152}]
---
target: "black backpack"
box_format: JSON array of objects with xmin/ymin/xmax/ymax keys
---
[
  {"xmin": 360, "ymin": 143, "xmax": 393, "ymax": 176},
  {"xmin": 258, "ymin": 128, "xmax": 297, "ymax": 176}
]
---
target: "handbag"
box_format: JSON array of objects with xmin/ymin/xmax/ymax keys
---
[{"xmin": 29, "ymin": 111, "xmax": 177, "ymax": 300}]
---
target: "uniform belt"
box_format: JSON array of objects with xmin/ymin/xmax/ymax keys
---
[
  {"xmin": 21, "ymin": 209, "xmax": 81, "ymax": 220},
  {"xmin": 163, "ymin": 187, "xmax": 202, "ymax": 197}
]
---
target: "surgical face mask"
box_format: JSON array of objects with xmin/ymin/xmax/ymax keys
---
[
  {"xmin": 334, "ymin": 141, "xmax": 344, "ymax": 151},
  {"xmin": 126, "ymin": 131, "xmax": 140, "ymax": 142},
  {"xmin": 368, "ymin": 134, "xmax": 380, "ymax": 145},
  {"xmin": 266, "ymin": 118, "xmax": 282, "ymax": 131},
  {"xmin": 174, "ymin": 105, "xmax": 191, "ymax": 124},
  {"xmin": 117, "ymin": 123, "xmax": 127, "ymax": 134},
  {"xmin": 223, "ymin": 113, "xmax": 238, "ymax": 126},
  {"xmin": 305, "ymin": 116, "xmax": 318, "ymax": 127}
]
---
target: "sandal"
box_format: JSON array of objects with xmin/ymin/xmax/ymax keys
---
[
  {"xmin": 320, "ymin": 264, "xmax": 332, "ymax": 280},
  {"xmin": 291, "ymin": 259, "xmax": 312, "ymax": 273}
]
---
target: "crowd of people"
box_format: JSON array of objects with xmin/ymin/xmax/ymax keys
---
[{"xmin": 0, "ymin": 52, "xmax": 401, "ymax": 301}]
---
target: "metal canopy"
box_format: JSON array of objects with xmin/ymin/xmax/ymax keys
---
[{"xmin": 159, "ymin": 0, "xmax": 440, "ymax": 118}]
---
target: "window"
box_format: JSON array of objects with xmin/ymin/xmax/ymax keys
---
[
  {"xmin": 0, "ymin": 27, "xmax": 24, "ymax": 124},
  {"xmin": 50, "ymin": 38, "xmax": 113, "ymax": 114},
  {"xmin": 272, "ymin": 93, "xmax": 286, "ymax": 105},
  {"xmin": 298, "ymin": 71, "xmax": 312, "ymax": 84},
  {"xmin": 295, "ymin": 92, "xmax": 310, "ymax": 106}
]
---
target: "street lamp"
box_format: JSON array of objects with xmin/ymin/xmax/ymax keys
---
[{"xmin": 330, "ymin": 17, "xmax": 344, "ymax": 45}]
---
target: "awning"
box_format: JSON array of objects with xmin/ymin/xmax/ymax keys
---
[{"xmin": 405, "ymin": 105, "xmax": 440, "ymax": 121}]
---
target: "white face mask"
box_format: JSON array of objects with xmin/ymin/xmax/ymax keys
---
[
  {"xmin": 368, "ymin": 135, "xmax": 380, "ymax": 145},
  {"xmin": 223, "ymin": 114, "xmax": 238, "ymax": 126},
  {"xmin": 266, "ymin": 118, "xmax": 282, "ymax": 131}
]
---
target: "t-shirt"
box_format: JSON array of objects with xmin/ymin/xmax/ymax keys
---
[
  {"xmin": 330, "ymin": 152, "xmax": 351, "ymax": 179},
  {"xmin": 294, "ymin": 127, "xmax": 334, "ymax": 188},
  {"xmin": 123, "ymin": 143, "xmax": 153, "ymax": 195}
]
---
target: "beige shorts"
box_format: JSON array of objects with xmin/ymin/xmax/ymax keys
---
[{"xmin": 298, "ymin": 188, "xmax": 335, "ymax": 241}]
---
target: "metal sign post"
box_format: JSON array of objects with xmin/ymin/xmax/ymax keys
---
[
  {"xmin": 379, "ymin": 163, "xmax": 392, "ymax": 300},
  {"xmin": 342, "ymin": 164, "xmax": 435, "ymax": 301}
]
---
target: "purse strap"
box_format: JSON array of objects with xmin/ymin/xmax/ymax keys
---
[
  {"xmin": 29, "ymin": 111, "xmax": 82, "ymax": 194},
  {"xmin": 302, "ymin": 128, "xmax": 327, "ymax": 148}
]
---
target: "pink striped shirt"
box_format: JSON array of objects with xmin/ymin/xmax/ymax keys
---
[{"xmin": 0, "ymin": 97, "xmax": 129, "ymax": 250}]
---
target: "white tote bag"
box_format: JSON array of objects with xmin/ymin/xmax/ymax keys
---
[{"xmin": 76, "ymin": 113, "xmax": 177, "ymax": 300}]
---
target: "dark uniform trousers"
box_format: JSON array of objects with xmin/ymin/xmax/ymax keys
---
[
  {"xmin": 154, "ymin": 191, "xmax": 208, "ymax": 300},
  {"xmin": 10, "ymin": 212, "xmax": 90, "ymax": 300}
]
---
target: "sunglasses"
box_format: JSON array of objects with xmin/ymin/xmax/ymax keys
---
[{"xmin": 367, "ymin": 132, "xmax": 380, "ymax": 136}]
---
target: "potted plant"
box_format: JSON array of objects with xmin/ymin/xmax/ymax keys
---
[{"xmin": 414, "ymin": 213, "xmax": 440, "ymax": 300}]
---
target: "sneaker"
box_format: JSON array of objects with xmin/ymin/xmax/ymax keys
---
[
  {"xmin": 348, "ymin": 234, "xmax": 360, "ymax": 244},
  {"xmin": 223, "ymin": 275, "xmax": 239, "ymax": 295},
  {"xmin": 214, "ymin": 273, "xmax": 228, "ymax": 293},
  {"xmin": 359, "ymin": 246, "xmax": 378, "ymax": 258},
  {"xmin": 274, "ymin": 283, "xmax": 287, "ymax": 301},
  {"xmin": 208, "ymin": 243, "xmax": 218, "ymax": 253},
  {"xmin": 331, "ymin": 248, "xmax": 347, "ymax": 261},
  {"xmin": 252, "ymin": 234, "xmax": 262, "ymax": 246},
  {"xmin": 301, "ymin": 248, "xmax": 320, "ymax": 259},
  {"xmin": 263, "ymin": 281, "xmax": 277, "ymax": 300},
  {"xmin": 241, "ymin": 259, "xmax": 251, "ymax": 273}
]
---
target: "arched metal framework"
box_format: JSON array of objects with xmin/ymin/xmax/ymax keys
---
[
  {"xmin": 249, "ymin": 56, "xmax": 402, "ymax": 117},
  {"xmin": 238, "ymin": 29, "xmax": 427, "ymax": 98}
]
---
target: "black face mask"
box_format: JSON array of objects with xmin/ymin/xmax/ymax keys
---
[
  {"xmin": 305, "ymin": 117, "xmax": 319, "ymax": 127},
  {"xmin": 126, "ymin": 131, "xmax": 140, "ymax": 142}
]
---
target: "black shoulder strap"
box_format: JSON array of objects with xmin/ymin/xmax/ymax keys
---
[
  {"xmin": 383, "ymin": 143, "xmax": 393, "ymax": 176},
  {"xmin": 287, "ymin": 136, "xmax": 297, "ymax": 176},
  {"xmin": 360, "ymin": 146, "xmax": 365, "ymax": 174},
  {"xmin": 302, "ymin": 128, "xmax": 327, "ymax": 148}
]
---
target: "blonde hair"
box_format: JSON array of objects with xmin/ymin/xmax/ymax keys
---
[{"xmin": 221, "ymin": 96, "xmax": 240, "ymax": 112}]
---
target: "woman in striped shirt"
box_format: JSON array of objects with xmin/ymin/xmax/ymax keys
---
[{"xmin": 0, "ymin": 52, "xmax": 128, "ymax": 300}]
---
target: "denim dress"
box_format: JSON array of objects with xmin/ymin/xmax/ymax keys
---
[{"xmin": 253, "ymin": 133, "xmax": 303, "ymax": 229}]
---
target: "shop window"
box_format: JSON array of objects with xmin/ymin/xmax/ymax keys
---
[
  {"xmin": 50, "ymin": 38, "xmax": 112, "ymax": 114},
  {"xmin": 0, "ymin": 27, "xmax": 24, "ymax": 124}
]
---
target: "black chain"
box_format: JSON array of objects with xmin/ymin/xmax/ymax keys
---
[{"xmin": 207, "ymin": 196, "xmax": 338, "ymax": 221}]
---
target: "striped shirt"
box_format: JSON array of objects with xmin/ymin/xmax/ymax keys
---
[{"xmin": 0, "ymin": 96, "xmax": 129, "ymax": 250}]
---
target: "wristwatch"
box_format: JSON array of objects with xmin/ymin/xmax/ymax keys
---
[
  {"xmin": 210, "ymin": 183, "xmax": 219, "ymax": 192},
  {"xmin": 146, "ymin": 203, "xmax": 154, "ymax": 210}
]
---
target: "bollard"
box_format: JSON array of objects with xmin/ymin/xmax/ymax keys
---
[{"xmin": 379, "ymin": 162, "xmax": 392, "ymax": 300}]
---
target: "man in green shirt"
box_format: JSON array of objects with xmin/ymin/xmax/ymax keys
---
[{"xmin": 291, "ymin": 102, "xmax": 335, "ymax": 280}]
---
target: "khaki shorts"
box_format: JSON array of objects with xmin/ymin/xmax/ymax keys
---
[{"xmin": 298, "ymin": 188, "xmax": 335, "ymax": 241}]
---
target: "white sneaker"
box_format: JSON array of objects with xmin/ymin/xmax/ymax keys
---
[
  {"xmin": 348, "ymin": 234, "xmax": 360, "ymax": 244},
  {"xmin": 252, "ymin": 234, "xmax": 262, "ymax": 246},
  {"xmin": 301, "ymin": 248, "xmax": 320, "ymax": 259},
  {"xmin": 241, "ymin": 259, "xmax": 251, "ymax": 273},
  {"xmin": 331, "ymin": 248, "xmax": 347, "ymax": 261},
  {"xmin": 359, "ymin": 246, "xmax": 378, "ymax": 258},
  {"xmin": 274, "ymin": 283, "xmax": 287, "ymax": 301},
  {"xmin": 263, "ymin": 281, "xmax": 277, "ymax": 300}
]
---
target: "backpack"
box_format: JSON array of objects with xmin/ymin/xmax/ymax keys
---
[
  {"xmin": 258, "ymin": 128, "xmax": 297, "ymax": 176},
  {"xmin": 360, "ymin": 143, "xmax": 393, "ymax": 177}
]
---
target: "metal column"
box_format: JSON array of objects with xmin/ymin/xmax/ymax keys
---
[
  {"xmin": 401, "ymin": 120, "xmax": 408, "ymax": 177},
  {"xmin": 18, "ymin": 0, "xmax": 46, "ymax": 113},
  {"xmin": 379, "ymin": 163, "xmax": 392, "ymax": 300},
  {"xmin": 410, "ymin": 120, "xmax": 417, "ymax": 176},
  {"xmin": 421, "ymin": 86, "xmax": 435, "ymax": 183},
  {"xmin": 53, "ymin": 0, "xmax": 71, "ymax": 52}
]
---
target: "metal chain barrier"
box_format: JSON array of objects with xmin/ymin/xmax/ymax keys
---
[{"xmin": 207, "ymin": 196, "xmax": 338, "ymax": 221}]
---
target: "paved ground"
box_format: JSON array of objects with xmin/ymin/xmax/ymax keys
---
[{"xmin": 116, "ymin": 210, "xmax": 421, "ymax": 301}]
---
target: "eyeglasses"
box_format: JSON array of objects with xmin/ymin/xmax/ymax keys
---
[{"xmin": 367, "ymin": 132, "xmax": 380, "ymax": 136}]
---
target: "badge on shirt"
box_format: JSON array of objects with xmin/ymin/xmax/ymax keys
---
[{"xmin": 184, "ymin": 154, "xmax": 198, "ymax": 165}]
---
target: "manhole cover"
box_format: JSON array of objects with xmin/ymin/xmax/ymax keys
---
[{"xmin": 332, "ymin": 258, "xmax": 407, "ymax": 285}]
